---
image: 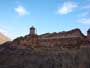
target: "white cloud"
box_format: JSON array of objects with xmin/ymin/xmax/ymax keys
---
[
  {"xmin": 14, "ymin": 5, "xmax": 29, "ymax": 16},
  {"xmin": 77, "ymin": 4, "xmax": 90, "ymax": 24},
  {"xmin": 79, "ymin": 18, "xmax": 90, "ymax": 24},
  {"xmin": 57, "ymin": 2, "xmax": 78, "ymax": 15}
]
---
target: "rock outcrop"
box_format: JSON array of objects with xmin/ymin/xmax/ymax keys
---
[{"xmin": 0, "ymin": 32, "xmax": 11, "ymax": 44}]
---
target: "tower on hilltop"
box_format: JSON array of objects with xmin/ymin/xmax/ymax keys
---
[
  {"xmin": 87, "ymin": 28, "xmax": 90, "ymax": 40},
  {"xmin": 30, "ymin": 26, "xmax": 35, "ymax": 35}
]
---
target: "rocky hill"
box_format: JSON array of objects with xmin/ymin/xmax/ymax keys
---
[
  {"xmin": 0, "ymin": 28, "xmax": 90, "ymax": 68},
  {"xmin": 0, "ymin": 32, "xmax": 11, "ymax": 44}
]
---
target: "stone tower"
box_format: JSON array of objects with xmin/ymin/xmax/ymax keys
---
[
  {"xmin": 30, "ymin": 26, "xmax": 35, "ymax": 35},
  {"xmin": 87, "ymin": 28, "xmax": 90, "ymax": 40},
  {"xmin": 29, "ymin": 26, "xmax": 38, "ymax": 47}
]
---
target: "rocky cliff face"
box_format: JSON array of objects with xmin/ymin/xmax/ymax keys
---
[
  {"xmin": 0, "ymin": 28, "xmax": 89, "ymax": 68},
  {"xmin": 0, "ymin": 45, "xmax": 90, "ymax": 68},
  {"xmin": 0, "ymin": 32, "xmax": 11, "ymax": 44}
]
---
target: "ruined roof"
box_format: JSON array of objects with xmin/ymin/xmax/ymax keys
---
[{"xmin": 30, "ymin": 26, "xmax": 35, "ymax": 30}]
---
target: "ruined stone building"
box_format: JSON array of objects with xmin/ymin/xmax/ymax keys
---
[{"xmin": 11, "ymin": 26, "xmax": 90, "ymax": 48}]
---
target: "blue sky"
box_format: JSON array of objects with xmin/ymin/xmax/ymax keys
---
[{"xmin": 0, "ymin": 0, "xmax": 90, "ymax": 40}]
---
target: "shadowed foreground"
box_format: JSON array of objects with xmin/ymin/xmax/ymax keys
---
[{"xmin": 0, "ymin": 45, "xmax": 90, "ymax": 68}]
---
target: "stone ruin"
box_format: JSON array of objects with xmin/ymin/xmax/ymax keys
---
[{"xmin": 10, "ymin": 26, "xmax": 90, "ymax": 49}]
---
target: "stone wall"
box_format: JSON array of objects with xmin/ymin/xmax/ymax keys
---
[
  {"xmin": 39, "ymin": 28, "xmax": 84, "ymax": 39},
  {"xmin": 37, "ymin": 37, "xmax": 83, "ymax": 48}
]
